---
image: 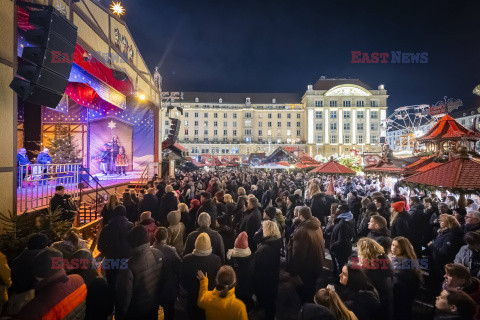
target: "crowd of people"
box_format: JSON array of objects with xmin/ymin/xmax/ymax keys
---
[{"xmin": 1, "ymin": 168, "xmax": 480, "ymax": 320}]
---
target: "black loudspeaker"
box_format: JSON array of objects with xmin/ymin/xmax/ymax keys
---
[
  {"xmin": 167, "ymin": 118, "xmax": 180, "ymax": 143},
  {"xmin": 10, "ymin": 4, "xmax": 77, "ymax": 108},
  {"xmin": 112, "ymin": 70, "xmax": 128, "ymax": 81}
]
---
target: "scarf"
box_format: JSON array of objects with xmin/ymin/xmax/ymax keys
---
[
  {"xmin": 227, "ymin": 247, "xmax": 251, "ymax": 260},
  {"xmin": 337, "ymin": 211, "xmax": 354, "ymax": 221},
  {"xmin": 193, "ymin": 248, "xmax": 212, "ymax": 256}
]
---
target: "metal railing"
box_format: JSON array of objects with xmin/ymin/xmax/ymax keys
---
[
  {"xmin": 17, "ymin": 163, "xmax": 82, "ymax": 213},
  {"xmin": 134, "ymin": 162, "xmax": 160, "ymax": 193},
  {"xmin": 77, "ymin": 166, "xmax": 111, "ymax": 224}
]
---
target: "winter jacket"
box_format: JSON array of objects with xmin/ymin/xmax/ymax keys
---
[
  {"xmin": 197, "ymin": 277, "xmax": 248, "ymax": 320},
  {"xmin": 430, "ymin": 227, "xmax": 465, "ymax": 266},
  {"xmin": 239, "ymin": 207, "xmax": 262, "ymax": 252},
  {"xmin": 198, "ymin": 199, "xmax": 218, "ymax": 227},
  {"xmin": 37, "ymin": 152, "xmax": 52, "ymax": 164},
  {"xmin": 364, "ymin": 254, "xmax": 393, "ymax": 320},
  {"xmin": 180, "ymin": 253, "xmax": 221, "ymax": 318},
  {"xmin": 115, "ymin": 244, "xmax": 164, "ymax": 320},
  {"xmin": 228, "ymin": 255, "xmax": 254, "ymax": 311},
  {"xmin": 392, "ymin": 260, "xmax": 421, "ymax": 320},
  {"xmin": 433, "ymin": 310, "xmax": 474, "ymax": 320},
  {"xmin": 151, "ymin": 242, "xmax": 181, "ymax": 305},
  {"xmin": 97, "ymin": 216, "xmax": 133, "ymax": 259},
  {"xmin": 0, "ymin": 252, "xmax": 11, "ymax": 304},
  {"xmin": 408, "ymin": 203, "xmax": 428, "ymax": 247},
  {"xmin": 17, "ymin": 270, "xmax": 87, "ymax": 320},
  {"xmin": 139, "ymin": 218, "xmax": 157, "ymax": 245},
  {"xmin": 167, "ymin": 211, "xmax": 186, "ymax": 254},
  {"xmin": 124, "ymin": 202, "xmax": 139, "ymax": 223},
  {"xmin": 298, "ymin": 303, "xmax": 335, "ymax": 320},
  {"xmin": 11, "ymin": 248, "xmax": 42, "ymax": 293},
  {"xmin": 310, "ymin": 194, "xmax": 331, "ymax": 224},
  {"xmin": 157, "ymin": 192, "xmax": 178, "ymax": 224},
  {"xmin": 341, "ymin": 287, "xmax": 380, "ymax": 320},
  {"xmin": 184, "ymin": 226, "xmax": 226, "ymax": 263},
  {"xmin": 100, "ymin": 205, "xmax": 116, "ymax": 226},
  {"xmin": 139, "ymin": 194, "xmax": 159, "ymax": 220},
  {"xmin": 390, "ymin": 211, "xmax": 410, "ymax": 239},
  {"xmin": 368, "ymin": 228, "xmax": 392, "ymax": 254},
  {"xmin": 356, "ymin": 210, "xmax": 376, "ymax": 239},
  {"xmin": 454, "ymin": 245, "xmax": 480, "ymax": 277},
  {"xmin": 218, "ymin": 225, "xmax": 235, "ymax": 257},
  {"xmin": 329, "ymin": 217, "xmax": 355, "ymax": 261},
  {"xmin": 253, "ymin": 237, "xmax": 282, "ymax": 301},
  {"xmin": 50, "ymin": 239, "xmax": 89, "ymax": 260},
  {"xmin": 17, "ymin": 153, "xmax": 30, "ymax": 166},
  {"xmin": 287, "ymin": 217, "xmax": 325, "ymax": 279},
  {"xmin": 348, "ymin": 196, "xmax": 363, "ymax": 222}
]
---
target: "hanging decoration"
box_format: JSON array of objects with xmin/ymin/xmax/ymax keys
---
[{"xmin": 110, "ymin": 2, "xmax": 125, "ymax": 16}]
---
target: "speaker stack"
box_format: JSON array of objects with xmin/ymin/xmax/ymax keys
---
[{"xmin": 10, "ymin": 4, "xmax": 78, "ymax": 108}]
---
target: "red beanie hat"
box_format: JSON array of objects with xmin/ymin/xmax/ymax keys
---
[
  {"xmin": 234, "ymin": 231, "xmax": 249, "ymax": 249},
  {"xmin": 391, "ymin": 201, "xmax": 405, "ymax": 213}
]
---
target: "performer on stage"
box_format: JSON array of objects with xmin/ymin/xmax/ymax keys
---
[
  {"xmin": 115, "ymin": 146, "xmax": 128, "ymax": 175},
  {"xmin": 110, "ymin": 136, "xmax": 120, "ymax": 174},
  {"xmin": 100, "ymin": 145, "xmax": 110, "ymax": 175},
  {"xmin": 16, "ymin": 148, "xmax": 31, "ymax": 186}
]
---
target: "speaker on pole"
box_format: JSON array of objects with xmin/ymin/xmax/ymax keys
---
[{"xmin": 10, "ymin": 3, "xmax": 77, "ymax": 108}]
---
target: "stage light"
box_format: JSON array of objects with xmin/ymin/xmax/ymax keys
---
[
  {"xmin": 139, "ymin": 94, "xmax": 146, "ymax": 101},
  {"xmin": 110, "ymin": 2, "xmax": 125, "ymax": 16}
]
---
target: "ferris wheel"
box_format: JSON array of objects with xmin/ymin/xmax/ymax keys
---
[{"xmin": 383, "ymin": 104, "xmax": 435, "ymax": 134}]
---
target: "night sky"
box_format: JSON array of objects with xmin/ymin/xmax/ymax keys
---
[{"xmin": 117, "ymin": 0, "xmax": 480, "ymax": 111}]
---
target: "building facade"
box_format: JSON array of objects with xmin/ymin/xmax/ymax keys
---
[{"xmin": 166, "ymin": 77, "xmax": 388, "ymax": 159}]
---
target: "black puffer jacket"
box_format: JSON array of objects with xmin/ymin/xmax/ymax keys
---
[
  {"xmin": 430, "ymin": 227, "xmax": 464, "ymax": 266},
  {"xmin": 310, "ymin": 194, "xmax": 331, "ymax": 224},
  {"xmin": 156, "ymin": 192, "xmax": 178, "ymax": 225},
  {"xmin": 329, "ymin": 218, "xmax": 355, "ymax": 261},
  {"xmin": 151, "ymin": 242, "xmax": 181, "ymax": 305},
  {"xmin": 183, "ymin": 226, "xmax": 226, "ymax": 263},
  {"xmin": 390, "ymin": 211, "xmax": 410, "ymax": 239},
  {"xmin": 228, "ymin": 255, "xmax": 254, "ymax": 311},
  {"xmin": 239, "ymin": 207, "xmax": 262, "ymax": 252},
  {"xmin": 98, "ymin": 211, "xmax": 133, "ymax": 259},
  {"xmin": 115, "ymin": 244, "xmax": 164, "ymax": 320},
  {"xmin": 253, "ymin": 237, "xmax": 282, "ymax": 300}
]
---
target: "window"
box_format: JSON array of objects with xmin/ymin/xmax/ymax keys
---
[
  {"xmin": 258, "ymin": 129, "xmax": 262, "ymax": 136},
  {"xmin": 370, "ymin": 100, "xmax": 378, "ymax": 107},
  {"xmin": 223, "ymin": 130, "xmax": 227, "ymax": 135},
  {"xmin": 358, "ymin": 135, "xmax": 364, "ymax": 143},
  {"xmin": 344, "ymin": 123, "xmax": 350, "ymax": 130},
  {"xmin": 164, "ymin": 129, "xmax": 169, "ymax": 135},
  {"xmin": 245, "ymin": 120, "xmax": 251, "ymax": 127},
  {"xmin": 371, "ymin": 135, "xmax": 378, "ymax": 143},
  {"xmin": 185, "ymin": 129, "xmax": 189, "ymax": 135},
  {"xmin": 315, "ymin": 100, "xmax": 323, "ymax": 107},
  {"xmin": 316, "ymin": 135, "xmax": 323, "ymax": 143},
  {"xmin": 330, "ymin": 123, "xmax": 337, "ymax": 130},
  {"xmin": 194, "ymin": 112, "xmax": 199, "ymax": 118},
  {"xmin": 185, "ymin": 112, "xmax": 189, "ymax": 117},
  {"xmin": 315, "ymin": 122, "xmax": 322, "ymax": 130},
  {"xmin": 357, "ymin": 111, "xmax": 364, "ymax": 119},
  {"xmin": 233, "ymin": 121, "xmax": 237, "ymax": 127},
  {"xmin": 204, "ymin": 130, "xmax": 208, "ymax": 135},
  {"xmin": 287, "ymin": 113, "xmax": 291, "ymax": 119},
  {"xmin": 357, "ymin": 123, "xmax": 364, "ymax": 130},
  {"xmin": 330, "ymin": 111, "xmax": 337, "ymax": 119},
  {"xmin": 268, "ymin": 122, "xmax": 272, "ymax": 127},
  {"xmin": 214, "ymin": 130, "xmax": 217, "ymax": 135},
  {"xmin": 371, "ymin": 111, "xmax": 378, "ymax": 119},
  {"xmin": 331, "ymin": 135, "xmax": 337, "ymax": 143},
  {"xmin": 223, "ymin": 121, "xmax": 227, "ymax": 127},
  {"xmin": 194, "ymin": 129, "xmax": 199, "ymax": 135},
  {"xmin": 245, "ymin": 112, "xmax": 252, "ymax": 118},
  {"xmin": 233, "ymin": 113, "xmax": 237, "ymax": 119},
  {"xmin": 315, "ymin": 111, "xmax": 323, "ymax": 119},
  {"xmin": 165, "ymin": 120, "xmax": 169, "ymax": 126},
  {"xmin": 356, "ymin": 100, "xmax": 364, "ymax": 107},
  {"xmin": 287, "ymin": 130, "xmax": 291, "ymax": 136},
  {"xmin": 204, "ymin": 113, "xmax": 208, "ymax": 118},
  {"xmin": 245, "ymin": 137, "xmax": 252, "ymax": 143},
  {"xmin": 194, "ymin": 121, "xmax": 199, "ymax": 126},
  {"xmin": 330, "ymin": 100, "xmax": 337, "ymax": 107},
  {"xmin": 268, "ymin": 114, "xmax": 272, "ymax": 119},
  {"xmin": 213, "ymin": 121, "xmax": 218, "ymax": 127},
  {"xmin": 344, "ymin": 135, "xmax": 351, "ymax": 143},
  {"xmin": 184, "ymin": 120, "xmax": 188, "ymax": 126},
  {"xmin": 344, "ymin": 111, "xmax": 351, "ymax": 119},
  {"xmin": 277, "ymin": 114, "xmax": 281, "ymax": 119},
  {"xmin": 258, "ymin": 122, "xmax": 263, "ymax": 127},
  {"xmin": 203, "ymin": 121, "xmax": 208, "ymax": 127},
  {"xmin": 214, "ymin": 113, "xmax": 218, "ymax": 118},
  {"xmin": 267, "ymin": 129, "xmax": 272, "ymax": 136},
  {"xmin": 343, "ymin": 101, "xmax": 351, "ymax": 107},
  {"xmin": 371, "ymin": 123, "xmax": 378, "ymax": 131},
  {"xmin": 233, "ymin": 130, "xmax": 237, "ymax": 136},
  {"xmin": 277, "ymin": 122, "xmax": 281, "ymax": 127},
  {"xmin": 223, "ymin": 113, "xmax": 227, "ymax": 119},
  {"xmin": 297, "ymin": 130, "xmax": 301, "ymax": 136},
  {"xmin": 297, "ymin": 114, "xmax": 301, "ymax": 119},
  {"xmin": 297, "ymin": 122, "xmax": 301, "ymax": 127},
  {"xmin": 245, "ymin": 129, "xmax": 252, "ymax": 135},
  {"xmin": 287, "ymin": 122, "xmax": 291, "ymax": 127}
]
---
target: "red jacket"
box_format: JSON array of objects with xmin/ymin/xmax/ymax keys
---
[{"xmin": 17, "ymin": 270, "xmax": 86, "ymax": 320}]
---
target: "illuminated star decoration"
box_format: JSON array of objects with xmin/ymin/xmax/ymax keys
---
[
  {"xmin": 110, "ymin": 2, "xmax": 125, "ymax": 16},
  {"xmin": 108, "ymin": 120, "xmax": 117, "ymax": 130}
]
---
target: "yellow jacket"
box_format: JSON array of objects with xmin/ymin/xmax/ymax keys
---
[
  {"xmin": 197, "ymin": 277, "xmax": 248, "ymax": 320},
  {"xmin": 0, "ymin": 252, "xmax": 12, "ymax": 303}
]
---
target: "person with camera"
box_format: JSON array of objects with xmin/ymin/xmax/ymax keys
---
[{"xmin": 50, "ymin": 185, "xmax": 78, "ymax": 220}]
